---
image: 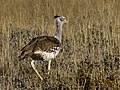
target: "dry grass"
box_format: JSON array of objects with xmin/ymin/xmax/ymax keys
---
[{"xmin": 0, "ymin": 0, "xmax": 120, "ymax": 90}]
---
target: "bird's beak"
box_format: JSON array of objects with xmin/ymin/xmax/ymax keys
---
[{"xmin": 64, "ymin": 20, "xmax": 68, "ymax": 23}]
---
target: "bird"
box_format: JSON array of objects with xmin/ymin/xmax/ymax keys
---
[{"xmin": 19, "ymin": 16, "xmax": 67, "ymax": 80}]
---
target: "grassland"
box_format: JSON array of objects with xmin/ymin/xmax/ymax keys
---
[{"xmin": 0, "ymin": 0, "xmax": 120, "ymax": 90}]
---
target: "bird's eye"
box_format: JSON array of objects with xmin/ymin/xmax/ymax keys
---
[{"xmin": 60, "ymin": 18, "xmax": 65, "ymax": 21}]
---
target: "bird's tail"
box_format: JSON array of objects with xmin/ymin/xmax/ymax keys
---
[
  {"xmin": 18, "ymin": 51, "xmax": 33, "ymax": 60},
  {"xmin": 18, "ymin": 51, "xmax": 26, "ymax": 60}
]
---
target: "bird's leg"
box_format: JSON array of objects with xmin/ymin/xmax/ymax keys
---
[
  {"xmin": 47, "ymin": 60, "xmax": 51, "ymax": 74},
  {"xmin": 31, "ymin": 60, "xmax": 43, "ymax": 80}
]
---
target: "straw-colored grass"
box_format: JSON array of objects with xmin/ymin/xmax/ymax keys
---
[{"xmin": 0, "ymin": 0, "xmax": 120, "ymax": 89}]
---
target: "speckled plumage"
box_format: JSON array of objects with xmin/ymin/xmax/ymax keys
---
[{"xmin": 20, "ymin": 36, "xmax": 61, "ymax": 60}]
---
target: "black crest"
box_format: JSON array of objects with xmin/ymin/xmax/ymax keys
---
[{"xmin": 54, "ymin": 16, "xmax": 61, "ymax": 19}]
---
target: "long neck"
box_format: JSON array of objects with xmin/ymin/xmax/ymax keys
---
[{"xmin": 54, "ymin": 22, "xmax": 63, "ymax": 43}]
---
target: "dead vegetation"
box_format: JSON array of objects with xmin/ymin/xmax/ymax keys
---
[{"xmin": 0, "ymin": 0, "xmax": 120, "ymax": 90}]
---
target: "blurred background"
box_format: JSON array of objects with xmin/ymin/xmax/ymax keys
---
[{"xmin": 0, "ymin": 0, "xmax": 120, "ymax": 89}]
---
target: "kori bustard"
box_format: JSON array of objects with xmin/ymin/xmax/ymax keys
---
[{"xmin": 19, "ymin": 16, "xmax": 67, "ymax": 80}]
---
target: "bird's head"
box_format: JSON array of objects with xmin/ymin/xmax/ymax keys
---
[{"xmin": 54, "ymin": 16, "xmax": 67, "ymax": 24}]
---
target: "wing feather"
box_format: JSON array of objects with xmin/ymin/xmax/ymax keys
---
[{"xmin": 19, "ymin": 36, "xmax": 61, "ymax": 60}]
